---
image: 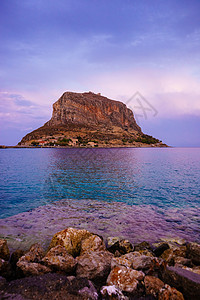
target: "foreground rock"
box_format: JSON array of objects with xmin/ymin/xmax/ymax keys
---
[
  {"xmin": 162, "ymin": 266, "xmax": 200, "ymax": 300},
  {"xmin": 186, "ymin": 242, "xmax": 200, "ymax": 265},
  {"xmin": 76, "ymin": 250, "xmax": 113, "ymax": 285},
  {"xmin": 42, "ymin": 245, "xmax": 76, "ymax": 273},
  {"xmin": 0, "ymin": 273, "xmax": 98, "ymax": 300}
]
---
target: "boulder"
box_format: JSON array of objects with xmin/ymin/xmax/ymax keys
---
[
  {"xmin": 107, "ymin": 236, "xmax": 121, "ymax": 247},
  {"xmin": 182, "ymin": 266, "xmax": 200, "ymax": 275},
  {"xmin": 159, "ymin": 284, "xmax": 184, "ymax": 300},
  {"xmin": 144, "ymin": 275, "xmax": 165, "ymax": 298},
  {"xmin": 16, "ymin": 261, "xmax": 51, "ymax": 277},
  {"xmin": 174, "ymin": 256, "xmax": 193, "ymax": 268},
  {"xmin": 111, "ymin": 256, "xmax": 132, "ymax": 269},
  {"xmin": 0, "ymin": 239, "xmax": 10, "ymax": 260},
  {"xmin": 42, "ymin": 245, "xmax": 76, "ymax": 273},
  {"xmin": 186, "ymin": 242, "xmax": 200, "ymax": 265},
  {"xmin": 107, "ymin": 239, "xmax": 133, "ymax": 255},
  {"xmin": 153, "ymin": 243, "xmax": 170, "ymax": 257},
  {"xmin": 139, "ymin": 250, "xmax": 155, "ymax": 257},
  {"xmin": 0, "ymin": 258, "xmax": 13, "ymax": 280},
  {"xmin": 131, "ymin": 255, "xmax": 155, "ymax": 271},
  {"xmin": 76, "ymin": 250, "xmax": 113, "ymax": 283},
  {"xmin": 100, "ymin": 285, "xmax": 128, "ymax": 299},
  {"xmin": 106, "ymin": 266, "xmax": 142, "ymax": 293},
  {"xmin": 67, "ymin": 277, "xmax": 98, "ymax": 300},
  {"xmin": 80, "ymin": 235, "xmax": 106, "ymax": 255},
  {"xmin": 161, "ymin": 246, "xmax": 186, "ymax": 265},
  {"xmin": 19, "ymin": 243, "xmax": 44, "ymax": 263},
  {"xmin": 49, "ymin": 227, "xmax": 93, "ymax": 257},
  {"xmin": 134, "ymin": 241, "xmax": 153, "ymax": 252},
  {"xmin": 162, "ymin": 266, "xmax": 200, "ymax": 300}
]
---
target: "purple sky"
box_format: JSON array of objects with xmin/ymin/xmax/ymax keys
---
[{"xmin": 0, "ymin": 0, "xmax": 200, "ymax": 146}]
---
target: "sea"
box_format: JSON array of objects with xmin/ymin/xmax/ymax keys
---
[{"xmin": 0, "ymin": 147, "xmax": 199, "ymax": 250}]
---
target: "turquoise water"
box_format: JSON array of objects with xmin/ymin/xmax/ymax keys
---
[{"xmin": 0, "ymin": 147, "xmax": 199, "ymax": 219}]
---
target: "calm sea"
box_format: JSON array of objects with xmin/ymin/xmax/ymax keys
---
[{"xmin": 0, "ymin": 147, "xmax": 199, "ymax": 248}]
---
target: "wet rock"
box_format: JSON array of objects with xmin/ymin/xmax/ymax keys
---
[
  {"xmin": 159, "ymin": 284, "xmax": 184, "ymax": 300},
  {"xmin": 139, "ymin": 250, "xmax": 154, "ymax": 257},
  {"xmin": 134, "ymin": 241, "xmax": 153, "ymax": 252},
  {"xmin": 80, "ymin": 235, "xmax": 106, "ymax": 255},
  {"xmin": 107, "ymin": 239, "xmax": 133, "ymax": 255},
  {"xmin": 0, "ymin": 273, "xmax": 85, "ymax": 299},
  {"xmin": 101, "ymin": 285, "xmax": 128, "ymax": 299},
  {"xmin": 76, "ymin": 250, "xmax": 113, "ymax": 283},
  {"xmin": 0, "ymin": 239, "xmax": 10, "ymax": 260},
  {"xmin": 144, "ymin": 275, "xmax": 164, "ymax": 298},
  {"xmin": 42, "ymin": 245, "xmax": 76, "ymax": 273},
  {"xmin": 162, "ymin": 266, "xmax": 200, "ymax": 300},
  {"xmin": 161, "ymin": 246, "xmax": 186, "ymax": 265},
  {"xmin": 186, "ymin": 242, "xmax": 200, "ymax": 265},
  {"xmin": 107, "ymin": 236, "xmax": 121, "ymax": 247},
  {"xmin": 10, "ymin": 250, "xmax": 25, "ymax": 269},
  {"xmin": 153, "ymin": 243, "xmax": 170, "ymax": 257},
  {"xmin": 49, "ymin": 227, "xmax": 93, "ymax": 257},
  {"xmin": 106, "ymin": 266, "xmax": 143, "ymax": 293},
  {"xmin": 16, "ymin": 261, "xmax": 51, "ymax": 277},
  {"xmin": 174, "ymin": 256, "xmax": 193, "ymax": 268}
]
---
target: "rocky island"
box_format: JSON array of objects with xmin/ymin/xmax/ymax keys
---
[{"xmin": 18, "ymin": 91, "xmax": 166, "ymax": 147}]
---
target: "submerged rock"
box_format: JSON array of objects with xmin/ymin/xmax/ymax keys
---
[
  {"xmin": 42, "ymin": 245, "xmax": 76, "ymax": 273},
  {"xmin": 49, "ymin": 227, "xmax": 93, "ymax": 257},
  {"xmin": 0, "ymin": 239, "xmax": 10, "ymax": 261}
]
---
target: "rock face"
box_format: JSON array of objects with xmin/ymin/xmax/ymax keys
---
[{"xmin": 19, "ymin": 91, "xmax": 164, "ymax": 147}]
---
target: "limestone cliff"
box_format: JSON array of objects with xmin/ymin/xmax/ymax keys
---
[{"xmin": 19, "ymin": 91, "xmax": 164, "ymax": 147}]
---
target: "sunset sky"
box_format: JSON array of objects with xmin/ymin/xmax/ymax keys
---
[{"xmin": 0, "ymin": 0, "xmax": 200, "ymax": 146}]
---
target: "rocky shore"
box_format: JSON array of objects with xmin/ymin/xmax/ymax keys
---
[{"xmin": 0, "ymin": 227, "xmax": 200, "ymax": 299}]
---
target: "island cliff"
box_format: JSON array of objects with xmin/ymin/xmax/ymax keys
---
[{"xmin": 19, "ymin": 91, "xmax": 165, "ymax": 147}]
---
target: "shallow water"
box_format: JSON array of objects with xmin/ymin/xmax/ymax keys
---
[{"xmin": 0, "ymin": 147, "xmax": 199, "ymax": 250}]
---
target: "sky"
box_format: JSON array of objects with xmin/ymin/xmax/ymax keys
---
[{"xmin": 0, "ymin": 0, "xmax": 200, "ymax": 146}]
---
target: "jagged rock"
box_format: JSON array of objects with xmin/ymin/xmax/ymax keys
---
[
  {"xmin": 107, "ymin": 237, "xmax": 121, "ymax": 248},
  {"xmin": 0, "ymin": 239, "xmax": 10, "ymax": 260},
  {"xmin": 19, "ymin": 243, "xmax": 44, "ymax": 263},
  {"xmin": 134, "ymin": 241, "xmax": 153, "ymax": 252},
  {"xmin": 144, "ymin": 275, "xmax": 165, "ymax": 298},
  {"xmin": 101, "ymin": 285, "xmax": 128, "ymax": 299},
  {"xmin": 16, "ymin": 261, "xmax": 51, "ymax": 277},
  {"xmin": 49, "ymin": 227, "xmax": 93, "ymax": 257},
  {"xmin": 10, "ymin": 250, "xmax": 25, "ymax": 269},
  {"xmin": 76, "ymin": 250, "xmax": 113, "ymax": 283},
  {"xmin": 131, "ymin": 255, "xmax": 155, "ymax": 271},
  {"xmin": 42, "ymin": 245, "xmax": 76, "ymax": 273},
  {"xmin": 153, "ymin": 243, "xmax": 170, "ymax": 257},
  {"xmin": 162, "ymin": 266, "xmax": 200, "ymax": 300},
  {"xmin": 159, "ymin": 284, "xmax": 184, "ymax": 300},
  {"xmin": 111, "ymin": 256, "xmax": 132, "ymax": 269},
  {"xmin": 161, "ymin": 246, "xmax": 186, "ymax": 265},
  {"xmin": 107, "ymin": 239, "xmax": 133, "ymax": 255},
  {"xmin": 186, "ymin": 242, "xmax": 200, "ymax": 265},
  {"xmin": 139, "ymin": 250, "xmax": 154, "ymax": 257},
  {"xmin": 80, "ymin": 235, "xmax": 106, "ymax": 255},
  {"xmin": 106, "ymin": 266, "xmax": 143, "ymax": 293},
  {"xmin": 174, "ymin": 256, "xmax": 193, "ymax": 268}
]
